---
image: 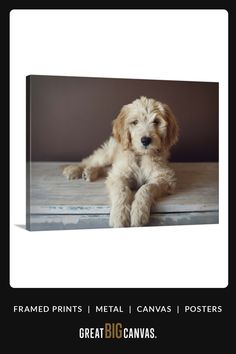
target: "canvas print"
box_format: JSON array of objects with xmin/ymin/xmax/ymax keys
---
[{"xmin": 26, "ymin": 75, "xmax": 218, "ymax": 231}]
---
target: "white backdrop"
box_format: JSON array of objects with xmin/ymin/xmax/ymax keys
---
[{"xmin": 10, "ymin": 10, "xmax": 228, "ymax": 287}]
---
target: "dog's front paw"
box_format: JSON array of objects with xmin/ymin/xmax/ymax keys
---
[
  {"xmin": 82, "ymin": 167, "xmax": 100, "ymax": 182},
  {"xmin": 130, "ymin": 201, "xmax": 150, "ymax": 227},
  {"xmin": 109, "ymin": 207, "xmax": 131, "ymax": 228},
  {"xmin": 63, "ymin": 165, "xmax": 83, "ymax": 180}
]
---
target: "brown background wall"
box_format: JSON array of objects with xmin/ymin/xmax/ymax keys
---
[{"xmin": 27, "ymin": 75, "xmax": 218, "ymax": 162}]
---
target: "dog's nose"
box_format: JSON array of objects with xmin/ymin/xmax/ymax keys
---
[{"xmin": 141, "ymin": 136, "xmax": 152, "ymax": 146}]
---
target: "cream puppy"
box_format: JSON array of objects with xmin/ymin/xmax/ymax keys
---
[{"xmin": 63, "ymin": 96, "xmax": 179, "ymax": 227}]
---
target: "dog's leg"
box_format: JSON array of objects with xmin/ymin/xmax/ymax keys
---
[
  {"xmin": 130, "ymin": 183, "xmax": 156, "ymax": 227},
  {"xmin": 131, "ymin": 171, "xmax": 176, "ymax": 227},
  {"xmin": 63, "ymin": 137, "xmax": 116, "ymax": 181},
  {"xmin": 106, "ymin": 177, "xmax": 133, "ymax": 228},
  {"xmin": 82, "ymin": 166, "xmax": 107, "ymax": 182}
]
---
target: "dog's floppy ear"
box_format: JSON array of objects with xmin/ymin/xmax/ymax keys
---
[
  {"xmin": 162, "ymin": 103, "xmax": 179, "ymax": 150},
  {"xmin": 112, "ymin": 105, "xmax": 131, "ymax": 149}
]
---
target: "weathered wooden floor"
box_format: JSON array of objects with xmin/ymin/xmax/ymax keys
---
[{"xmin": 26, "ymin": 162, "xmax": 219, "ymax": 231}]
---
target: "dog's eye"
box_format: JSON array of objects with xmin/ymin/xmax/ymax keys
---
[
  {"xmin": 131, "ymin": 120, "xmax": 138, "ymax": 126},
  {"xmin": 153, "ymin": 118, "xmax": 160, "ymax": 125}
]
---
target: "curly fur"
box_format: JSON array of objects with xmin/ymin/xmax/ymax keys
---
[{"xmin": 63, "ymin": 96, "xmax": 179, "ymax": 227}]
